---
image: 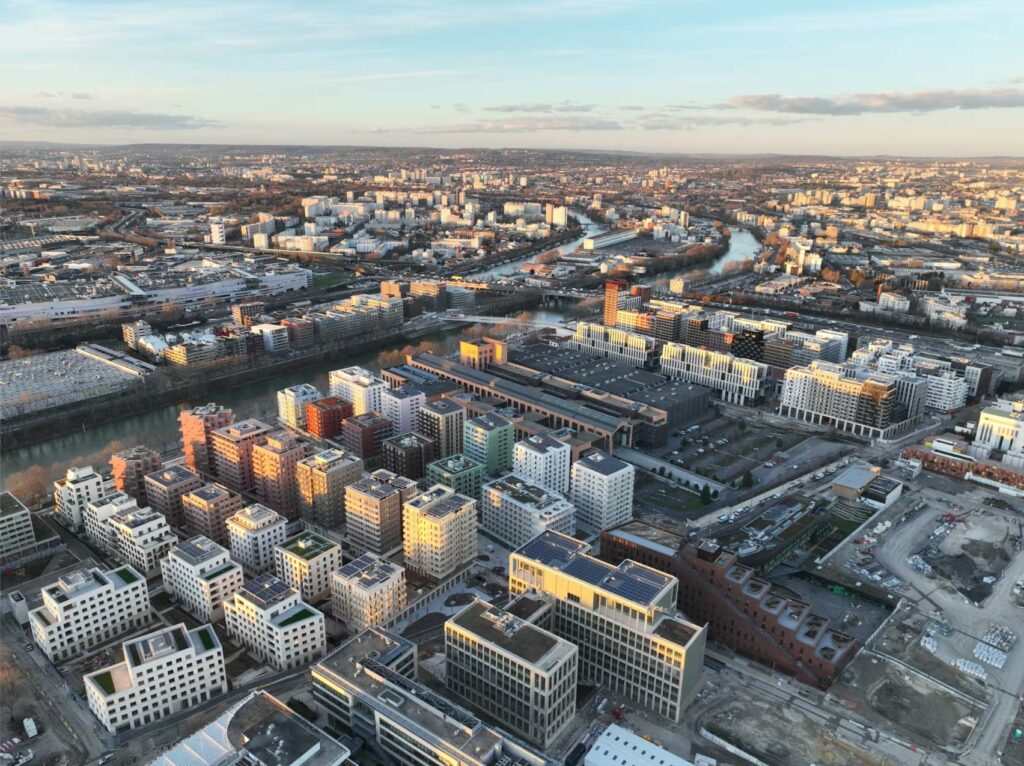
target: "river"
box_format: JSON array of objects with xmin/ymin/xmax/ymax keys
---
[
  {"xmin": 466, "ymin": 211, "xmax": 605, "ymax": 280},
  {"xmin": 1, "ymin": 307, "xmax": 571, "ymax": 490},
  {"xmin": 1, "ymin": 223, "xmax": 757, "ymax": 491}
]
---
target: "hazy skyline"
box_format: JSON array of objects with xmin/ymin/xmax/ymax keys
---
[{"xmin": 2, "ymin": 0, "xmax": 1023, "ymax": 155}]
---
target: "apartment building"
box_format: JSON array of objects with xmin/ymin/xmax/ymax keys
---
[
  {"xmin": 84, "ymin": 492, "xmax": 139, "ymax": 556},
  {"xmin": 425, "ymin": 454, "xmax": 485, "ymax": 501},
  {"xmin": 226, "ymin": 503, "xmax": 288, "ymax": 576},
  {"xmin": 30, "ymin": 565, "xmax": 150, "ymax": 662},
  {"xmin": 345, "ymin": 470, "xmax": 418, "ymax": 556},
  {"xmin": 144, "ymin": 465, "xmax": 203, "ymax": 529},
  {"xmin": 210, "ymin": 419, "xmax": 273, "ymax": 494},
  {"xmin": 224, "ymin": 574, "xmax": 326, "ymax": 670},
  {"xmin": 109, "ymin": 446, "xmax": 162, "ymax": 505},
  {"xmin": 379, "ymin": 384, "xmax": 426, "ymax": 434},
  {"xmin": 305, "ymin": 396, "xmax": 353, "ymax": 439},
  {"xmin": 976, "ymin": 398, "xmax": 1024, "ymax": 469},
  {"xmin": 340, "ymin": 413, "xmax": 393, "ymax": 461},
  {"xmin": 84, "ymin": 623, "xmax": 227, "ymax": 734},
  {"xmin": 178, "ymin": 403, "xmax": 234, "ymax": 476},
  {"xmin": 779, "ymin": 361, "xmax": 904, "ymax": 440},
  {"xmin": 509, "ymin": 531, "xmax": 706, "ymax": 722},
  {"xmin": 481, "ymin": 475, "xmax": 575, "ymax": 549},
  {"xmin": 252, "ymin": 431, "xmax": 305, "ymax": 517},
  {"xmin": 415, "ymin": 398, "xmax": 464, "ymax": 457},
  {"xmin": 110, "ymin": 508, "xmax": 178, "ymax": 577},
  {"xmin": 312, "ymin": 629, "xmax": 550, "ymax": 766},
  {"xmin": 570, "ymin": 451, "xmax": 634, "ymax": 532},
  {"xmin": 328, "ymin": 366, "xmax": 387, "ymax": 415},
  {"xmin": 381, "ymin": 432, "xmax": 435, "ymax": 480},
  {"xmin": 570, "ymin": 322, "xmax": 658, "ymax": 368},
  {"xmin": 296, "ymin": 448, "xmax": 364, "ymax": 531},
  {"xmin": 275, "ymin": 531, "xmax": 341, "ymax": 602},
  {"xmin": 403, "ymin": 485, "xmax": 477, "ymax": 582},
  {"xmin": 330, "ymin": 553, "xmax": 407, "ymax": 633},
  {"xmin": 513, "ymin": 434, "xmax": 571, "ymax": 494},
  {"xmin": 463, "ymin": 413, "xmax": 515, "ymax": 475},
  {"xmin": 276, "ymin": 383, "xmax": 323, "ymax": 429},
  {"xmin": 660, "ymin": 343, "xmax": 769, "ymax": 405},
  {"xmin": 182, "ymin": 483, "xmax": 243, "ymax": 544},
  {"xmin": 160, "ymin": 536, "xmax": 244, "ymax": 622},
  {"xmin": 445, "ymin": 599, "xmax": 577, "ymax": 749},
  {"xmin": 53, "ymin": 465, "xmax": 106, "ymax": 531},
  {"xmin": 0, "ymin": 493, "xmax": 35, "ymax": 560}
]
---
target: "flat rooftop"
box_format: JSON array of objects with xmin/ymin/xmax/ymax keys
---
[
  {"xmin": 516, "ymin": 531, "xmax": 674, "ymax": 607},
  {"xmin": 449, "ymin": 599, "xmax": 571, "ymax": 669},
  {"xmin": 280, "ymin": 532, "xmax": 337, "ymax": 560}
]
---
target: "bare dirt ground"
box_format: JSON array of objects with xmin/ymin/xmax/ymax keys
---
[{"xmin": 830, "ymin": 652, "xmax": 982, "ymax": 751}]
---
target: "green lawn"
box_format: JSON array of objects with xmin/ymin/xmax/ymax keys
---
[
  {"xmin": 93, "ymin": 671, "xmax": 115, "ymax": 695},
  {"xmin": 280, "ymin": 608, "xmax": 314, "ymax": 627},
  {"xmin": 198, "ymin": 627, "xmax": 216, "ymax": 651},
  {"xmin": 112, "ymin": 567, "xmax": 139, "ymax": 585}
]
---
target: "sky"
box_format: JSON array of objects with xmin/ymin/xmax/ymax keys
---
[{"xmin": 1, "ymin": 0, "xmax": 1023, "ymax": 156}]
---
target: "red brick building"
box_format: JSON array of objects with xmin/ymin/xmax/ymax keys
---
[
  {"xmin": 601, "ymin": 519, "xmax": 858, "ymax": 688},
  {"xmin": 306, "ymin": 397, "xmax": 353, "ymax": 439}
]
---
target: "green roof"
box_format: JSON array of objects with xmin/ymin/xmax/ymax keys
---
[
  {"xmin": 93, "ymin": 671, "xmax": 115, "ymax": 695},
  {"xmin": 35, "ymin": 611, "xmax": 51, "ymax": 627},
  {"xmin": 112, "ymin": 567, "xmax": 139, "ymax": 585},
  {"xmin": 197, "ymin": 627, "xmax": 215, "ymax": 651},
  {"xmin": 282, "ymin": 533, "xmax": 336, "ymax": 560},
  {"xmin": 279, "ymin": 608, "xmax": 315, "ymax": 627},
  {"xmin": 201, "ymin": 562, "xmax": 238, "ymax": 581}
]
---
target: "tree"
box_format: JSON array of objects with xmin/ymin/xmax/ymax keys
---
[
  {"xmin": 700, "ymin": 484, "xmax": 712, "ymax": 505},
  {"xmin": 742, "ymin": 470, "xmax": 755, "ymax": 488}
]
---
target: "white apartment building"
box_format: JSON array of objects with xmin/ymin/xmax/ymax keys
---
[
  {"xmin": 276, "ymin": 383, "xmax": 323, "ymax": 429},
  {"xmin": 878, "ymin": 291, "xmax": 911, "ymax": 312},
  {"xmin": 481, "ymin": 475, "xmax": 575, "ymax": 550},
  {"xmin": 312, "ymin": 629, "xmax": 549, "ymax": 766},
  {"xmin": 569, "ymin": 322, "xmax": 658, "ymax": 368},
  {"xmin": 345, "ymin": 469, "xmax": 419, "ymax": 556},
  {"xmin": 328, "ymin": 366, "xmax": 387, "ymax": 415},
  {"xmin": 1, "ymin": 492, "xmax": 35, "ymax": 560},
  {"xmin": 921, "ymin": 369, "xmax": 969, "ymax": 413},
  {"xmin": 513, "ymin": 434, "xmax": 571, "ymax": 494},
  {"xmin": 330, "ymin": 553, "xmax": 407, "ymax": 633},
  {"xmin": 779, "ymin": 361, "xmax": 903, "ymax": 440},
  {"xmin": 224, "ymin": 573, "xmax": 326, "ymax": 670},
  {"xmin": 53, "ymin": 465, "xmax": 107, "ymax": 531},
  {"xmin": 84, "ymin": 623, "xmax": 227, "ymax": 734},
  {"xmin": 445, "ymin": 599, "xmax": 577, "ymax": 749},
  {"xmin": 84, "ymin": 492, "xmax": 139, "ymax": 556},
  {"xmin": 570, "ymin": 451, "xmax": 634, "ymax": 532},
  {"xmin": 509, "ymin": 531, "xmax": 707, "ymax": 722},
  {"xmin": 275, "ymin": 531, "xmax": 341, "ymax": 602},
  {"xmin": 403, "ymin": 485, "xmax": 477, "ymax": 582},
  {"xmin": 379, "ymin": 385, "xmax": 426, "ymax": 435},
  {"xmin": 226, "ymin": 503, "xmax": 288, "ymax": 576},
  {"xmin": 160, "ymin": 536, "xmax": 244, "ymax": 623},
  {"xmin": 29, "ymin": 565, "xmax": 150, "ymax": 662},
  {"xmin": 660, "ymin": 342, "xmax": 769, "ymax": 405},
  {"xmin": 110, "ymin": 508, "xmax": 178, "ymax": 577}
]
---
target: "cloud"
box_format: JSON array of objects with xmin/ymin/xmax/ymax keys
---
[
  {"xmin": 453, "ymin": 102, "xmax": 470, "ymax": 114},
  {"xmin": 0, "ymin": 106, "xmax": 218, "ymax": 130},
  {"xmin": 636, "ymin": 114, "xmax": 805, "ymax": 130},
  {"xmin": 1013, "ymin": 76, "xmax": 1024, "ymax": 84},
  {"xmin": 484, "ymin": 101, "xmax": 595, "ymax": 113},
  {"xmin": 34, "ymin": 90, "xmax": 95, "ymax": 99},
  {"xmin": 395, "ymin": 116, "xmax": 623, "ymax": 134},
  {"xmin": 722, "ymin": 88, "xmax": 1024, "ymax": 115}
]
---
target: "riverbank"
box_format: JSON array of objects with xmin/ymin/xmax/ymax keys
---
[{"xmin": 1, "ymin": 291, "xmax": 541, "ymax": 450}]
